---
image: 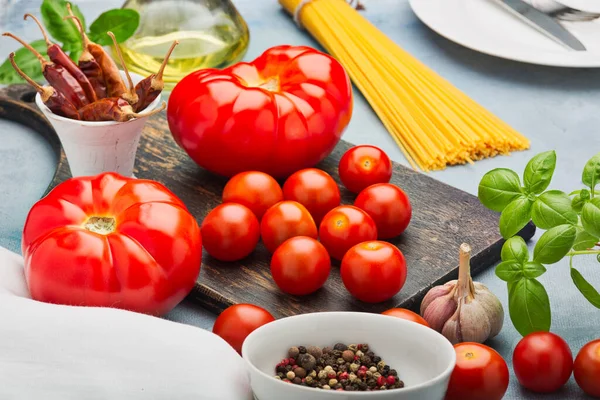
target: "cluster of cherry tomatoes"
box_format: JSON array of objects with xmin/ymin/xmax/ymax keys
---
[
  {"xmin": 200, "ymin": 145, "xmax": 412, "ymax": 303},
  {"xmin": 445, "ymin": 331, "xmax": 600, "ymax": 399}
]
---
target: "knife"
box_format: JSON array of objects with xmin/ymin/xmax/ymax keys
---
[{"xmin": 494, "ymin": 0, "xmax": 587, "ymax": 51}]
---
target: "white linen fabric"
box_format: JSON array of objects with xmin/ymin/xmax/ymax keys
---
[{"xmin": 0, "ymin": 246, "xmax": 253, "ymax": 400}]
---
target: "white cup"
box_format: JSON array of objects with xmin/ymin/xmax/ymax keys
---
[{"xmin": 35, "ymin": 71, "xmax": 161, "ymax": 178}]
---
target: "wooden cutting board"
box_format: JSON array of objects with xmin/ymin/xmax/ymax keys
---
[{"xmin": 1, "ymin": 84, "xmax": 535, "ymax": 319}]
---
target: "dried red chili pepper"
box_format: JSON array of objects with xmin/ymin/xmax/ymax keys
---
[
  {"xmin": 134, "ymin": 40, "xmax": 178, "ymax": 112},
  {"xmin": 8, "ymin": 52, "xmax": 80, "ymax": 120},
  {"xmin": 24, "ymin": 13, "xmax": 97, "ymax": 103},
  {"xmin": 79, "ymin": 98, "xmax": 166, "ymax": 122},
  {"xmin": 107, "ymin": 31, "xmax": 138, "ymax": 105},
  {"xmin": 64, "ymin": 12, "xmax": 127, "ymax": 99},
  {"xmin": 2, "ymin": 32, "xmax": 89, "ymax": 109}
]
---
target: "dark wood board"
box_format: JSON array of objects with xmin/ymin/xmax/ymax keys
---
[{"xmin": 1, "ymin": 85, "xmax": 535, "ymax": 319}]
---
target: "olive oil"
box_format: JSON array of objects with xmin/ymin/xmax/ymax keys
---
[{"xmin": 118, "ymin": 0, "xmax": 249, "ymax": 89}]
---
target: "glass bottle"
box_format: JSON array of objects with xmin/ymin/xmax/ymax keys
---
[{"xmin": 117, "ymin": 0, "xmax": 250, "ymax": 89}]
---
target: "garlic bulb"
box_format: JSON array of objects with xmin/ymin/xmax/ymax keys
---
[{"xmin": 420, "ymin": 243, "xmax": 504, "ymax": 344}]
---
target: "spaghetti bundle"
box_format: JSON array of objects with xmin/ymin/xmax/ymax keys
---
[{"xmin": 280, "ymin": 0, "xmax": 530, "ymax": 171}]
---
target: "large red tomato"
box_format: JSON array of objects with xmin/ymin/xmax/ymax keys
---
[
  {"xmin": 213, "ymin": 304, "xmax": 275, "ymax": 354},
  {"xmin": 167, "ymin": 45, "xmax": 353, "ymax": 178},
  {"xmin": 200, "ymin": 203, "xmax": 260, "ymax": 262},
  {"xmin": 381, "ymin": 308, "xmax": 429, "ymax": 327},
  {"xmin": 319, "ymin": 205, "xmax": 378, "ymax": 260},
  {"xmin": 354, "ymin": 183, "xmax": 412, "ymax": 239},
  {"xmin": 21, "ymin": 172, "xmax": 202, "ymax": 316},
  {"xmin": 222, "ymin": 171, "xmax": 283, "ymax": 220},
  {"xmin": 282, "ymin": 168, "xmax": 341, "ymax": 224},
  {"xmin": 261, "ymin": 201, "xmax": 318, "ymax": 253},
  {"xmin": 445, "ymin": 343, "xmax": 509, "ymax": 400},
  {"xmin": 574, "ymin": 339, "xmax": 600, "ymax": 397},
  {"xmin": 340, "ymin": 241, "xmax": 406, "ymax": 303},
  {"xmin": 270, "ymin": 236, "xmax": 331, "ymax": 295},
  {"xmin": 513, "ymin": 331, "xmax": 573, "ymax": 393}
]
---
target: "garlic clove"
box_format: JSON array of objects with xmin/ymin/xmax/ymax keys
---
[
  {"xmin": 422, "ymin": 291, "xmax": 457, "ymax": 332},
  {"xmin": 457, "ymin": 298, "xmax": 493, "ymax": 344},
  {"xmin": 441, "ymin": 302, "xmax": 462, "ymax": 344},
  {"xmin": 420, "ymin": 281, "xmax": 454, "ymax": 315},
  {"xmin": 474, "ymin": 282, "xmax": 504, "ymax": 338}
]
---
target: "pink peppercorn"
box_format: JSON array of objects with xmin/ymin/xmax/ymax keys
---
[
  {"xmin": 328, "ymin": 371, "xmax": 337, "ymax": 379},
  {"xmin": 359, "ymin": 365, "xmax": 368, "ymax": 371},
  {"xmin": 282, "ymin": 359, "xmax": 289, "ymax": 366},
  {"xmin": 339, "ymin": 372, "xmax": 349, "ymax": 380},
  {"xmin": 387, "ymin": 376, "xmax": 396, "ymax": 385},
  {"xmin": 377, "ymin": 376, "xmax": 386, "ymax": 387}
]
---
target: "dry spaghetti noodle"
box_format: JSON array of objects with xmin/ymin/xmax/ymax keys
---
[{"xmin": 280, "ymin": 0, "xmax": 530, "ymax": 171}]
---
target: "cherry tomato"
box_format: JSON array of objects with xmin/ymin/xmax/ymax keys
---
[
  {"xmin": 381, "ymin": 308, "xmax": 429, "ymax": 327},
  {"xmin": 574, "ymin": 339, "xmax": 600, "ymax": 397},
  {"xmin": 354, "ymin": 183, "xmax": 412, "ymax": 239},
  {"xmin": 340, "ymin": 241, "xmax": 406, "ymax": 303},
  {"xmin": 338, "ymin": 145, "xmax": 392, "ymax": 193},
  {"xmin": 319, "ymin": 205, "xmax": 378, "ymax": 260},
  {"xmin": 445, "ymin": 342, "xmax": 509, "ymax": 400},
  {"xmin": 270, "ymin": 236, "xmax": 331, "ymax": 295},
  {"xmin": 222, "ymin": 171, "xmax": 283, "ymax": 220},
  {"xmin": 282, "ymin": 168, "xmax": 341, "ymax": 224},
  {"xmin": 200, "ymin": 203, "xmax": 260, "ymax": 262},
  {"xmin": 513, "ymin": 331, "xmax": 573, "ymax": 393},
  {"xmin": 212, "ymin": 304, "xmax": 275, "ymax": 354},
  {"xmin": 261, "ymin": 201, "xmax": 318, "ymax": 253}
]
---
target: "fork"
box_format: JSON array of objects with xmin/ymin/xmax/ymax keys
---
[{"xmin": 549, "ymin": 6, "xmax": 600, "ymax": 21}]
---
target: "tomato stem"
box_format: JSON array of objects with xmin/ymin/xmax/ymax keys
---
[
  {"xmin": 258, "ymin": 77, "xmax": 280, "ymax": 92},
  {"xmin": 84, "ymin": 216, "xmax": 116, "ymax": 235}
]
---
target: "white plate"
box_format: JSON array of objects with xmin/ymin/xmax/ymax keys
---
[
  {"xmin": 558, "ymin": 0, "xmax": 600, "ymax": 13},
  {"xmin": 409, "ymin": 0, "xmax": 600, "ymax": 67}
]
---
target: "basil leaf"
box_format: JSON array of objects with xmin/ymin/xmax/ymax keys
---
[
  {"xmin": 41, "ymin": 0, "xmax": 85, "ymax": 46},
  {"xmin": 573, "ymin": 227, "xmax": 598, "ymax": 251},
  {"xmin": 581, "ymin": 189, "xmax": 591, "ymax": 201},
  {"xmin": 533, "ymin": 224, "xmax": 577, "ymax": 264},
  {"xmin": 501, "ymin": 236, "xmax": 529, "ymax": 264},
  {"xmin": 582, "ymin": 198, "xmax": 600, "ymax": 238},
  {"xmin": 531, "ymin": 190, "xmax": 577, "ymax": 229},
  {"xmin": 499, "ymin": 196, "xmax": 533, "ymax": 239},
  {"xmin": 571, "ymin": 267, "xmax": 600, "ymax": 308},
  {"xmin": 496, "ymin": 261, "xmax": 523, "ymax": 282},
  {"xmin": 508, "ymin": 278, "xmax": 551, "ymax": 337},
  {"xmin": 523, "ymin": 262, "xmax": 546, "ymax": 279},
  {"xmin": 582, "ymin": 153, "xmax": 600, "ymax": 191},
  {"xmin": 478, "ymin": 168, "xmax": 523, "ymax": 212},
  {"xmin": 523, "ymin": 150, "xmax": 556, "ymax": 194},
  {"xmin": 88, "ymin": 9, "xmax": 140, "ymax": 46},
  {"xmin": 572, "ymin": 194, "xmax": 586, "ymax": 213},
  {"xmin": 0, "ymin": 40, "xmax": 47, "ymax": 84}
]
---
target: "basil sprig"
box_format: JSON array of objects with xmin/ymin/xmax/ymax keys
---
[
  {"xmin": 0, "ymin": 0, "xmax": 140, "ymax": 84},
  {"xmin": 479, "ymin": 151, "xmax": 600, "ymax": 336}
]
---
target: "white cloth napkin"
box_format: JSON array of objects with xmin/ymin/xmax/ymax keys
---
[{"xmin": 0, "ymin": 246, "xmax": 253, "ymax": 400}]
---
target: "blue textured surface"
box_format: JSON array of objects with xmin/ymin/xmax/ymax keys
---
[{"xmin": 1, "ymin": 1, "xmax": 600, "ymax": 398}]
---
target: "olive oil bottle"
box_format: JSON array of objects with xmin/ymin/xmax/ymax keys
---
[{"xmin": 118, "ymin": 0, "xmax": 249, "ymax": 89}]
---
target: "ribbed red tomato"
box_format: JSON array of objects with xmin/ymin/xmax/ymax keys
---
[
  {"xmin": 21, "ymin": 172, "xmax": 202, "ymax": 316},
  {"xmin": 168, "ymin": 45, "xmax": 353, "ymax": 178},
  {"xmin": 200, "ymin": 203, "xmax": 260, "ymax": 262},
  {"xmin": 445, "ymin": 343, "xmax": 509, "ymax": 400},
  {"xmin": 213, "ymin": 304, "xmax": 275, "ymax": 354},
  {"xmin": 340, "ymin": 241, "xmax": 406, "ymax": 303},
  {"xmin": 319, "ymin": 205, "xmax": 378, "ymax": 260},
  {"xmin": 338, "ymin": 145, "xmax": 392, "ymax": 193},
  {"xmin": 354, "ymin": 183, "xmax": 412, "ymax": 239},
  {"xmin": 381, "ymin": 308, "xmax": 429, "ymax": 327},
  {"xmin": 222, "ymin": 171, "xmax": 283, "ymax": 220},
  {"xmin": 260, "ymin": 201, "xmax": 318, "ymax": 253},
  {"xmin": 270, "ymin": 236, "xmax": 331, "ymax": 295},
  {"xmin": 282, "ymin": 168, "xmax": 341, "ymax": 224}
]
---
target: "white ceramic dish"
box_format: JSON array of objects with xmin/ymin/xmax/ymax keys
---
[
  {"xmin": 35, "ymin": 71, "xmax": 162, "ymax": 178},
  {"xmin": 409, "ymin": 0, "xmax": 600, "ymax": 67},
  {"xmin": 558, "ymin": 0, "xmax": 600, "ymax": 13},
  {"xmin": 242, "ymin": 312, "xmax": 456, "ymax": 400}
]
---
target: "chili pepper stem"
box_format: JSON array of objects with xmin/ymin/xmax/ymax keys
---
[
  {"xmin": 132, "ymin": 101, "xmax": 166, "ymax": 118},
  {"xmin": 151, "ymin": 40, "xmax": 179, "ymax": 91},
  {"xmin": 2, "ymin": 32, "xmax": 49, "ymax": 68},
  {"xmin": 24, "ymin": 14, "xmax": 52, "ymax": 47},
  {"xmin": 8, "ymin": 52, "xmax": 53, "ymax": 101},
  {"xmin": 107, "ymin": 31, "xmax": 138, "ymax": 105}
]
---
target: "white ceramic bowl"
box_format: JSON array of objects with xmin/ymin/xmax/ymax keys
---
[
  {"xmin": 35, "ymin": 71, "xmax": 162, "ymax": 178},
  {"xmin": 242, "ymin": 312, "xmax": 456, "ymax": 400}
]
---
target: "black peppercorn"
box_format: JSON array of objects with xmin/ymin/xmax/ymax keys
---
[
  {"xmin": 298, "ymin": 346, "xmax": 307, "ymax": 354},
  {"xmin": 323, "ymin": 346, "xmax": 333, "ymax": 354},
  {"xmin": 307, "ymin": 346, "xmax": 323, "ymax": 359},
  {"xmin": 389, "ymin": 369, "xmax": 398, "ymax": 376},
  {"xmin": 361, "ymin": 356, "xmax": 372, "ymax": 365},
  {"xmin": 366, "ymin": 351, "xmax": 375, "ymax": 358},
  {"xmin": 293, "ymin": 377, "xmax": 302, "ymax": 384},
  {"xmin": 288, "ymin": 346, "xmax": 300, "ymax": 359},
  {"xmin": 298, "ymin": 354, "xmax": 316, "ymax": 371},
  {"xmin": 373, "ymin": 356, "xmax": 381, "ymax": 363},
  {"xmin": 334, "ymin": 343, "xmax": 347, "ymax": 351},
  {"xmin": 276, "ymin": 365, "xmax": 287, "ymax": 374}
]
